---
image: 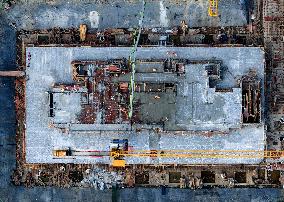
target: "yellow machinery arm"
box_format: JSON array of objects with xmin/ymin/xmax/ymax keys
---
[
  {"xmin": 111, "ymin": 149, "xmax": 284, "ymax": 159},
  {"xmin": 208, "ymin": 0, "xmax": 218, "ymax": 17},
  {"xmin": 53, "ymin": 149, "xmax": 284, "ymax": 167},
  {"xmin": 110, "ymin": 149, "xmax": 284, "ymax": 167}
]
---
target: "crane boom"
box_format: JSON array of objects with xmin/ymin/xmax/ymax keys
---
[
  {"xmin": 54, "ymin": 148, "xmax": 284, "ymax": 167},
  {"xmin": 110, "ymin": 150, "xmax": 284, "ymax": 159}
]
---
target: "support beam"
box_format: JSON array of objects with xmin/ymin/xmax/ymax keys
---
[{"xmin": 0, "ymin": 71, "xmax": 25, "ymax": 77}]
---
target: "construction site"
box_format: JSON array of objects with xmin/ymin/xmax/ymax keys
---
[{"xmin": 0, "ymin": 0, "xmax": 284, "ymax": 198}]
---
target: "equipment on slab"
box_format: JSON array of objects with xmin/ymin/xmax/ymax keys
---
[
  {"xmin": 119, "ymin": 83, "xmax": 129, "ymax": 93},
  {"xmin": 208, "ymin": 0, "xmax": 218, "ymax": 17},
  {"xmin": 79, "ymin": 24, "xmax": 87, "ymax": 42},
  {"xmin": 180, "ymin": 20, "xmax": 188, "ymax": 36},
  {"xmin": 53, "ymin": 139, "xmax": 129, "ymax": 167},
  {"xmin": 105, "ymin": 64, "xmax": 121, "ymax": 73}
]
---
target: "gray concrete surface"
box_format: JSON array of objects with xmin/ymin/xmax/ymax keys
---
[
  {"xmin": 4, "ymin": 0, "xmax": 248, "ymax": 31},
  {"xmin": 174, "ymin": 64, "xmax": 242, "ymax": 130},
  {"xmin": 53, "ymin": 90, "xmax": 83, "ymax": 124},
  {"xmin": 25, "ymin": 46, "xmax": 265, "ymax": 165}
]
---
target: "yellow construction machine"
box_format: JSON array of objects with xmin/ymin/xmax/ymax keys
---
[
  {"xmin": 79, "ymin": 24, "xmax": 87, "ymax": 42},
  {"xmin": 53, "ymin": 147, "xmax": 284, "ymax": 168},
  {"xmin": 208, "ymin": 0, "xmax": 218, "ymax": 17}
]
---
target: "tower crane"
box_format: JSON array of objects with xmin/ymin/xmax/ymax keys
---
[{"xmin": 53, "ymin": 147, "xmax": 284, "ymax": 167}]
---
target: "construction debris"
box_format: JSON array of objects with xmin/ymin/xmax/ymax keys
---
[{"xmin": 81, "ymin": 168, "xmax": 125, "ymax": 189}]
